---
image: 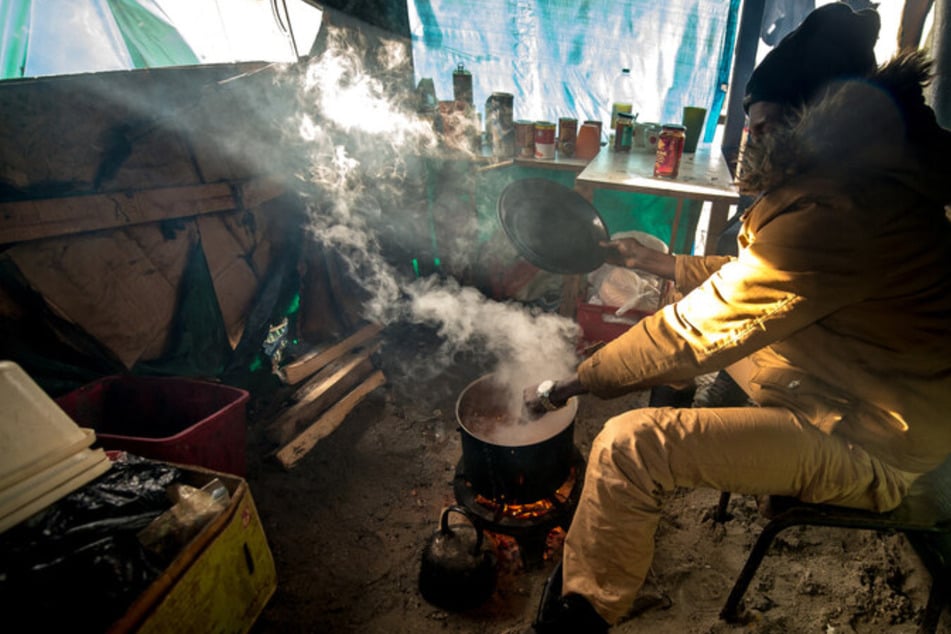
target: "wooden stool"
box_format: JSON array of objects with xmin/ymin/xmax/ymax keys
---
[{"xmin": 715, "ymin": 456, "xmax": 951, "ymax": 633}]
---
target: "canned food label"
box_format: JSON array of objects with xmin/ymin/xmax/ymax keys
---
[
  {"xmin": 654, "ymin": 130, "xmax": 685, "ymax": 178},
  {"xmin": 534, "ymin": 122, "xmax": 556, "ymax": 159}
]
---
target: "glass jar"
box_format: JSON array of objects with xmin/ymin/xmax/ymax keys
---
[
  {"xmin": 614, "ymin": 112, "xmax": 634, "ymax": 153},
  {"xmin": 653, "ymin": 124, "xmax": 686, "ymax": 178}
]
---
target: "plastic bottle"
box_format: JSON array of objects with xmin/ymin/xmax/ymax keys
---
[
  {"xmin": 614, "ymin": 112, "xmax": 634, "ymax": 152},
  {"xmin": 610, "ymin": 68, "xmax": 635, "ymax": 130}
]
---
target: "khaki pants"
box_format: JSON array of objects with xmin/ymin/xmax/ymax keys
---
[{"xmin": 562, "ymin": 404, "xmax": 918, "ymax": 624}]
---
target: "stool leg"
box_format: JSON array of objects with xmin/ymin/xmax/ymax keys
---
[
  {"xmin": 714, "ymin": 492, "xmax": 732, "ymax": 523},
  {"xmin": 720, "ymin": 519, "xmax": 791, "ymax": 621},
  {"xmin": 918, "ymin": 574, "xmax": 946, "ymax": 634}
]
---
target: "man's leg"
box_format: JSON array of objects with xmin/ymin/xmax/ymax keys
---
[{"xmin": 562, "ymin": 405, "xmax": 914, "ymax": 624}]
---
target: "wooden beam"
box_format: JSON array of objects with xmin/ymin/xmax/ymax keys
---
[
  {"xmin": 241, "ymin": 178, "xmax": 285, "ymax": 209},
  {"xmin": 265, "ymin": 342, "xmax": 380, "ymax": 446},
  {"xmin": 274, "ymin": 370, "xmax": 386, "ymax": 470},
  {"xmin": 281, "ymin": 323, "xmax": 383, "ymax": 385},
  {"xmin": 0, "ymin": 178, "xmax": 284, "ymax": 245}
]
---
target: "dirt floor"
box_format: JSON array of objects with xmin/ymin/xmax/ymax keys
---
[{"xmin": 245, "ymin": 324, "xmax": 949, "ymax": 634}]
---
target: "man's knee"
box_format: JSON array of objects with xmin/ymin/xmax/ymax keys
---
[
  {"xmin": 592, "ymin": 409, "xmax": 670, "ymax": 470},
  {"xmin": 588, "ymin": 409, "xmax": 676, "ymax": 502},
  {"xmin": 595, "ymin": 412, "xmax": 643, "ymax": 453}
]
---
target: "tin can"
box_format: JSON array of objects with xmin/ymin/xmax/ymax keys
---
[
  {"xmin": 557, "ymin": 118, "xmax": 577, "ymax": 157},
  {"xmin": 584, "ymin": 120, "xmax": 603, "ymax": 140},
  {"xmin": 614, "ymin": 112, "xmax": 634, "ymax": 152},
  {"xmin": 515, "ymin": 120, "xmax": 535, "ymax": 158},
  {"xmin": 576, "ymin": 123, "xmax": 602, "ymax": 159},
  {"xmin": 534, "ymin": 121, "xmax": 556, "ymax": 159},
  {"xmin": 452, "ymin": 63, "xmax": 473, "ymax": 105},
  {"xmin": 653, "ymin": 124, "xmax": 686, "ymax": 178}
]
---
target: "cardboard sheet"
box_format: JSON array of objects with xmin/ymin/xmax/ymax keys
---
[{"xmin": 7, "ymin": 225, "xmax": 193, "ymax": 368}]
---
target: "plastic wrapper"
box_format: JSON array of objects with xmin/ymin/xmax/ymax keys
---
[
  {"xmin": 0, "ymin": 454, "xmax": 183, "ymax": 633},
  {"xmin": 138, "ymin": 478, "xmax": 231, "ymax": 564},
  {"xmin": 587, "ymin": 230, "xmax": 668, "ymax": 316}
]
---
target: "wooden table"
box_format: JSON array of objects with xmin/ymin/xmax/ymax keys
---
[
  {"xmin": 514, "ymin": 154, "xmax": 591, "ymax": 173},
  {"xmin": 573, "ymin": 145, "xmax": 739, "ymax": 255},
  {"xmin": 555, "ymin": 145, "xmax": 739, "ymax": 318}
]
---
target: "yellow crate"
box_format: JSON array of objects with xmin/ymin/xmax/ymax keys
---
[{"xmin": 109, "ymin": 468, "xmax": 277, "ymax": 634}]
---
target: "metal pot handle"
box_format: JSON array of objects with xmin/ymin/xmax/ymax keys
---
[{"xmin": 439, "ymin": 505, "xmax": 484, "ymax": 554}]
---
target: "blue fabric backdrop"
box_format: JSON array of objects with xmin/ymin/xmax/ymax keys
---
[{"xmin": 409, "ymin": 0, "xmax": 740, "ymax": 142}]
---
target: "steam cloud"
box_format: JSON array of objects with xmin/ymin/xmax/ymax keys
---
[{"xmin": 294, "ymin": 25, "xmax": 581, "ymax": 400}]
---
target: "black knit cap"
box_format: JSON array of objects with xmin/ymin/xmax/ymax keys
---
[{"xmin": 744, "ymin": 2, "xmax": 881, "ymax": 112}]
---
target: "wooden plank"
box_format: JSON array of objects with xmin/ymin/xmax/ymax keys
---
[
  {"xmin": 0, "ymin": 178, "xmax": 284, "ymax": 245},
  {"xmin": 281, "ymin": 323, "xmax": 383, "ymax": 385},
  {"xmin": 275, "ymin": 370, "xmax": 386, "ymax": 470},
  {"xmin": 288, "ymin": 340, "xmax": 381, "ymax": 404},
  {"xmin": 299, "ymin": 240, "xmax": 347, "ymax": 342},
  {"xmin": 323, "ymin": 247, "xmax": 363, "ymax": 331},
  {"xmin": 267, "ymin": 356, "xmax": 373, "ymax": 446},
  {"xmin": 265, "ymin": 342, "xmax": 380, "ymax": 446},
  {"xmin": 241, "ymin": 178, "xmax": 285, "ymax": 208}
]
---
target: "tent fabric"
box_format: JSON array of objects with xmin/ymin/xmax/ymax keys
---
[
  {"xmin": 409, "ymin": 0, "xmax": 740, "ymax": 142},
  {"xmin": 0, "ymin": 0, "xmax": 30, "ymax": 79},
  {"xmin": 0, "ymin": 0, "xmax": 323, "ymax": 81},
  {"xmin": 0, "ymin": 0, "xmax": 198, "ymax": 80},
  {"xmin": 105, "ymin": 0, "xmax": 199, "ymax": 68}
]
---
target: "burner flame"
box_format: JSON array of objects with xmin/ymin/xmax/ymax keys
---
[{"xmin": 474, "ymin": 466, "xmax": 577, "ymax": 519}]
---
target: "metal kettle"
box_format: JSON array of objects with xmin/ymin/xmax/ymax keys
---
[{"xmin": 418, "ymin": 505, "xmax": 498, "ymax": 611}]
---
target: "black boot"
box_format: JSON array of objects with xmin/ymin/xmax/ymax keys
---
[{"xmin": 533, "ymin": 561, "xmax": 609, "ymax": 633}]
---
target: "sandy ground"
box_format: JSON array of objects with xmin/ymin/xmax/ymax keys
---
[{"xmin": 245, "ymin": 325, "xmax": 948, "ymax": 634}]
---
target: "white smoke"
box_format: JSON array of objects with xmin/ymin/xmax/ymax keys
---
[
  {"xmin": 294, "ymin": 26, "xmax": 581, "ymax": 395},
  {"xmin": 407, "ymin": 276, "xmax": 579, "ymax": 380}
]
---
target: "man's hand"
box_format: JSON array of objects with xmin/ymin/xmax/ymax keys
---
[
  {"xmin": 522, "ymin": 382, "xmax": 557, "ymax": 417},
  {"xmin": 522, "ymin": 376, "xmax": 588, "ymax": 417},
  {"xmin": 600, "ymin": 238, "xmax": 676, "ymax": 280}
]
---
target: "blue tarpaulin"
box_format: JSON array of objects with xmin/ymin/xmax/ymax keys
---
[{"xmin": 409, "ymin": 0, "xmax": 740, "ymax": 142}]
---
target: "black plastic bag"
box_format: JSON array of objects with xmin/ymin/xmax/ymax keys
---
[{"xmin": 0, "ymin": 455, "xmax": 183, "ymax": 633}]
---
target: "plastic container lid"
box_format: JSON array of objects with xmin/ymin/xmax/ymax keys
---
[
  {"xmin": 0, "ymin": 361, "xmax": 110, "ymax": 533},
  {"xmin": 0, "ymin": 361, "xmax": 93, "ymax": 488}
]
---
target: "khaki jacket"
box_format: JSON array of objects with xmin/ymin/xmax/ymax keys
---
[{"xmin": 579, "ymin": 57, "xmax": 951, "ymax": 473}]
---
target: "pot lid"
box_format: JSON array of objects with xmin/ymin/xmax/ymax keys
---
[{"xmin": 497, "ymin": 178, "xmax": 610, "ymax": 275}]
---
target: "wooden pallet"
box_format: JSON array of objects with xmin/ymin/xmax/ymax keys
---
[
  {"xmin": 267, "ymin": 324, "xmax": 386, "ymax": 469},
  {"xmin": 280, "ymin": 323, "xmax": 382, "ymax": 385}
]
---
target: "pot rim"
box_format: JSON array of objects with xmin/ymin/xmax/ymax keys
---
[{"xmin": 455, "ymin": 373, "xmax": 577, "ymax": 447}]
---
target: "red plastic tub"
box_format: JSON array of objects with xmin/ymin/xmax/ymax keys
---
[
  {"xmin": 576, "ymin": 302, "xmax": 654, "ymax": 346},
  {"xmin": 55, "ymin": 376, "xmax": 249, "ymax": 476}
]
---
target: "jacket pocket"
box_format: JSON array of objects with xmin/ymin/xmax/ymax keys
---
[{"xmin": 748, "ymin": 367, "xmax": 851, "ymax": 434}]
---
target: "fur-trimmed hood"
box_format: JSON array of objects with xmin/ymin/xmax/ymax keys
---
[{"xmin": 738, "ymin": 51, "xmax": 951, "ymax": 206}]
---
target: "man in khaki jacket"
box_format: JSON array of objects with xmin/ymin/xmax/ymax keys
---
[{"xmin": 528, "ymin": 4, "xmax": 951, "ymax": 632}]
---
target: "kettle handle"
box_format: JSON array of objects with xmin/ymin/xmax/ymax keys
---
[{"xmin": 439, "ymin": 505, "xmax": 484, "ymax": 554}]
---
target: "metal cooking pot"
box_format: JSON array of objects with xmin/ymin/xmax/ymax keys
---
[
  {"xmin": 418, "ymin": 505, "xmax": 498, "ymax": 611},
  {"xmin": 456, "ymin": 374, "xmax": 578, "ymax": 503}
]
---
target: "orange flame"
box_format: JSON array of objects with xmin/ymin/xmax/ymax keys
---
[{"xmin": 474, "ymin": 467, "xmax": 577, "ymax": 519}]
